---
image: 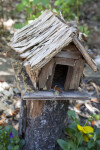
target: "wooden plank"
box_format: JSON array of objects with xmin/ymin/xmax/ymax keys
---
[
  {"xmin": 69, "ymin": 58, "xmax": 85, "ymax": 90},
  {"xmin": 64, "ymin": 66, "xmax": 73, "ymax": 91},
  {"xmin": 39, "ymin": 59, "xmax": 54, "ymax": 89},
  {"xmin": 25, "ymin": 65, "xmax": 39, "ymax": 90},
  {"xmin": 55, "ymin": 51, "xmax": 81, "ymax": 59},
  {"xmin": 62, "ymin": 42, "xmax": 78, "ymax": 51},
  {"xmin": 46, "ymin": 63, "xmax": 56, "ymax": 90},
  {"xmin": 73, "ymin": 35, "xmax": 97, "ymax": 72},
  {"xmin": 55, "ymin": 58, "xmax": 75, "ymax": 66},
  {"xmin": 23, "ymin": 90, "xmax": 91, "ymax": 100}
]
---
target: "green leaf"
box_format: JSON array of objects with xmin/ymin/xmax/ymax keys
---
[
  {"xmin": 68, "ymin": 110, "xmax": 76, "ymax": 120},
  {"xmin": 0, "ymin": 144, "xmax": 3, "ymax": 149},
  {"xmin": 68, "ymin": 122, "xmax": 77, "ymax": 131},
  {"xmin": 78, "ymin": 147, "xmax": 86, "ymax": 150},
  {"xmin": 29, "ymin": 0, "xmax": 34, "ymax": 2},
  {"xmin": 8, "ymin": 144, "xmax": 14, "ymax": 150},
  {"xmin": 13, "ymin": 145, "xmax": 19, "ymax": 150},
  {"xmin": 14, "ymin": 137, "xmax": 20, "ymax": 144},
  {"xmin": 93, "ymin": 132, "xmax": 97, "ymax": 141},
  {"xmin": 94, "ymin": 126, "xmax": 100, "ymax": 139},
  {"xmin": 26, "ymin": 8, "xmax": 32, "ymax": 14},
  {"xmin": 76, "ymin": 132, "xmax": 83, "ymax": 145},
  {"xmin": 20, "ymin": 139, "xmax": 25, "ymax": 147},
  {"xmin": 68, "ymin": 140, "xmax": 78, "ymax": 150},
  {"xmin": 14, "ymin": 23, "xmax": 24, "ymax": 29},
  {"xmin": 79, "ymin": 25, "xmax": 84, "ymax": 33},
  {"xmin": 54, "ymin": 0, "xmax": 62, "ymax": 6},
  {"xmin": 4, "ymin": 126, "xmax": 12, "ymax": 132},
  {"xmin": 12, "ymin": 128, "xmax": 18, "ymax": 136},
  {"xmin": 88, "ymin": 139, "xmax": 95, "ymax": 149},
  {"xmin": 41, "ymin": 0, "xmax": 49, "ymax": 7},
  {"xmin": 0, "ymin": 126, "xmax": 2, "ymax": 130},
  {"xmin": 57, "ymin": 139, "xmax": 69, "ymax": 150},
  {"xmin": 97, "ymin": 140, "xmax": 100, "ymax": 150},
  {"xmin": 17, "ymin": 3, "xmax": 24, "ymax": 12},
  {"xmin": 34, "ymin": 0, "xmax": 41, "ymax": 4}
]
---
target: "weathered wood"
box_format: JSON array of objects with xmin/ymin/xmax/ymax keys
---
[
  {"xmin": 19, "ymin": 99, "xmax": 68, "ymax": 150},
  {"xmin": 26, "ymin": 100, "xmax": 45, "ymax": 118},
  {"xmin": 73, "ymin": 35, "xmax": 97, "ymax": 72},
  {"xmin": 55, "ymin": 58, "xmax": 75, "ymax": 66},
  {"xmin": 62, "ymin": 42, "xmax": 79, "ymax": 51},
  {"xmin": 69, "ymin": 58, "xmax": 85, "ymax": 90},
  {"xmin": 23, "ymin": 90, "xmax": 91, "ymax": 100},
  {"xmin": 46, "ymin": 62, "xmax": 56, "ymax": 90},
  {"xmin": 13, "ymin": 58, "xmax": 91, "ymax": 150},
  {"xmin": 64, "ymin": 66, "xmax": 73, "ymax": 90},
  {"xmin": 9, "ymin": 10, "xmax": 97, "ymax": 73},
  {"xmin": 39, "ymin": 59, "xmax": 54, "ymax": 89},
  {"xmin": 55, "ymin": 51, "xmax": 81, "ymax": 59},
  {"xmin": 25, "ymin": 65, "xmax": 39, "ymax": 90}
]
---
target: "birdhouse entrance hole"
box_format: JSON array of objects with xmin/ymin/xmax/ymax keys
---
[{"xmin": 52, "ymin": 64, "xmax": 68, "ymax": 90}]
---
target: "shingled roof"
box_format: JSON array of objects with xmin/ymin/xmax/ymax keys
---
[{"xmin": 9, "ymin": 10, "xmax": 97, "ymax": 72}]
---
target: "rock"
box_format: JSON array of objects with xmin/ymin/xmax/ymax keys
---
[
  {"xmin": 4, "ymin": 109, "xmax": 13, "ymax": 117},
  {"xmin": 0, "ymin": 82, "xmax": 10, "ymax": 90},
  {"xmin": 14, "ymin": 113, "xmax": 20, "ymax": 121},
  {"xmin": 1, "ymin": 96, "xmax": 8, "ymax": 102},
  {"xmin": 15, "ymin": 99, "xmax": 21, "ymax": 109},
  {"xmin": 0, "ymin": 86, "xmax": 4, "ymax": 92},
  {"xmin": 2, "ymin": 87, "xmax": 14, "ymax": 97},
  {"xmin": 0, "ymin": 102, "xmax": 7, "ymax": 112},
  {"xmin": 13, "ymin": 87, "xmax": 20, "ymax": 94}
]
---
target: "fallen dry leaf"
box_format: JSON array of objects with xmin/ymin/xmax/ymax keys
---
[
  {"xmin": 75, "ymin": 103, "xmax": 82, "ymax": 110},
  {"xmin": 12, "ymin": 109, "xmax": 20, "ymax": 116},
  {"xmin": 90, "ymin": 82, "xmax": 100, "ymax": 96},
  {"xmin": 0, "ymin": 118, "xmax": 6, "ymax": 125},
  {"xmin": 0, "ymin": 80, "xmax": 4, "ymax": 82},
  {"xmin": 91, "ymin": 98, "xmax": 100, "ymax": 103},
  {"xmin": 91, "ymin": 120, "xmax": 96, "ymax": 126}
]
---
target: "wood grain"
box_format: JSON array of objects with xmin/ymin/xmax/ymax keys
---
[
  {"xmin": 23, "ymin": 90, "xmax": 91, "ymax": 100},
  {"xmin": 55, "ymin": 58, "xmax": 75, "ymax": 66},
  {"xmin": 73, "ymin": 35, "xmax": 97, "ymax": 72},
  {"xmin": 64, "ymin": 66, "xmax": 73, "ymax": 90},
  {"xmin": 55, "ymin": 51, "xmax": 81, "ymax": 59},
  {"xmin": 39, "ymin": 59, "xmax": 54, "ymax": 89},
  {"xmin": 69, "ymin": 58, "xmax": 85, "ymax": 90}
]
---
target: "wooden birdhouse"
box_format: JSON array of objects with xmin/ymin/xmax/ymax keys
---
[{"xmin": 9, "ymin": 10, "xmax": 97, "ymax": 150}]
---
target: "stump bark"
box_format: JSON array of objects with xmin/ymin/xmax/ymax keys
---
[{"xmin": 19, "ymin": 100, "xmax": 68, "ymax": 150}]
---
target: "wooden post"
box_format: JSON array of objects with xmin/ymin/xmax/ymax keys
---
[
  {"xmin": 13, "ymin": 60, "xmax": 91, "ymax": 150},
  {"xmin": 19, "ymin": 99, "xmax": 68, "ymax": 150},
  {"xmin": 69, "ymin": 58, "xmax": 85, "ymax": 90}
]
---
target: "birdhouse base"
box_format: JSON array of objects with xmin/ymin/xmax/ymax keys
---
[
  {"xmin": 12, "ymin": 62, "xmax": 92, "ymax": 150},
  {"xmin": 23, "ymin": 90, "xmax": 91, "ymax": 101},
  {"xmin": 19, "ymin": 99, "xmax": 68, "ymax": 150}
]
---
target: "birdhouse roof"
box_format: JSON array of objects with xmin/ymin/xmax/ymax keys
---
[{"xmin": 9, "ymin": 10, "xmax": 97, "ymax": 72}]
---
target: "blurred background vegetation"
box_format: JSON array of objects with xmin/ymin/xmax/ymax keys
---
[{"xmin": 0, "ymin": 0, "xmax": 100, "ymax": 50}]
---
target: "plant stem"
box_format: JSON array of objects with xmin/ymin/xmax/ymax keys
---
[{"xmin": 77, "ymin": 134, "xmax": 83, "ymax": 148}]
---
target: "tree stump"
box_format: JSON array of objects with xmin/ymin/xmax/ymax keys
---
[
  {"xmin": 19, "ymin": 100, "xmax": 68, "ymax": 150},
  {"xmin": 12, "ymin": 61, "xmax": 90, "ymax": 150}
]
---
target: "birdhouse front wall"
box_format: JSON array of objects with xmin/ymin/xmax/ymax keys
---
[
  {"xmin": 38, "ymin": 57, "xmax": 85, "ymax": 92},
  {"xmin": 23, "ymin": 43, "xmax": 86, "ymax": 101}
]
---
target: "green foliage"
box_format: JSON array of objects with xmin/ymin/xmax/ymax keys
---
[
  {"xmin": 15, "ymin": 0, "xmax": 87, "ymax": 29},
  {"xmin": 0, "ymin": 125, "xmax": 25, "ymax": 150},
  {"xmin": 17, "ymin": 0, "xmax": 50, "ymax": 20},
  {"xmin": 14, "ymin": 23, "xmax": 25, "ymax": 29},
  {"xmin": 79, "ymin": 25, "xmax": 90, "ymax": 35},
  {"xmin": 54, "ymin": 0, "xmax": 87, "ymax": 20},
  {"xmin": 57, "ymin": 110, "xmax": 100, "ymax": 150}
]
